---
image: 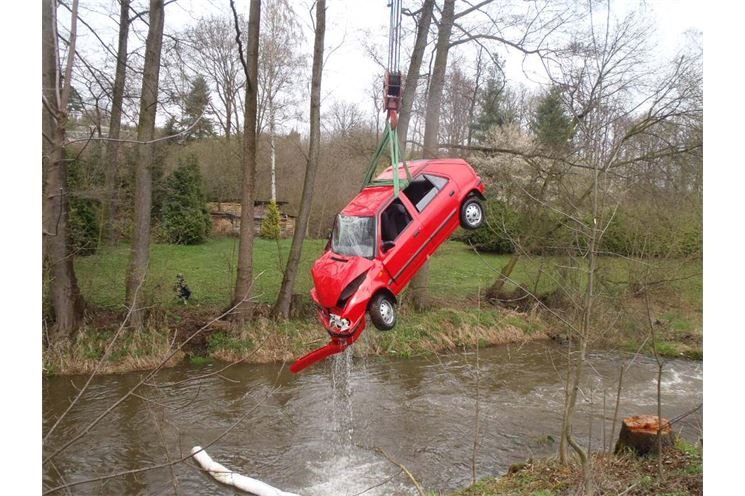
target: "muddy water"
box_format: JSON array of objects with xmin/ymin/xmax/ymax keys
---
[{"xmin": 43, "ymin": 342, "xmax": 702, "ymax": 495}]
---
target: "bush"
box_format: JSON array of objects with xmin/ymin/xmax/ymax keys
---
[
  {"xmin": 160, "ymin": 154, "xmax": 212, "ymax": 244},
  {"xmin": 601, "ymin": 209, "xmax": 702, "ymax": 258},
  {"xmin": 455, "ymin": 198, "xmax": 519, "ymax": 253},
  {"xmin": 69, "ymin": 197, "xmax": 100, "ymax": 256},
  {"xmin": 260, "ymin": 201, "xmax": 282, "ymax": 240}
]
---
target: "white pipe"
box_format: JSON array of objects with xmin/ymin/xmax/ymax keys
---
[{"xmin": 191, "ymin": 446, "xmax": 301, "ymax": 496}]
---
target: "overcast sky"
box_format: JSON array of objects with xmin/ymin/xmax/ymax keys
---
[
  {"xmin": 168, "ymin": 0, "xmax": 703, "ymax": 120},
  {"xmin": 66, "ymin": 0, "xmax": 704, "ymax": 131}
]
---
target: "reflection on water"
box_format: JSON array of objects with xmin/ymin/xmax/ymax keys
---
[{"xmin": 43, "ymin": 342, "xmax": 702, "ymax": 495}]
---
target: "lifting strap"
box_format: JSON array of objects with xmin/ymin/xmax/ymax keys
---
[{"xmin": 362, "ymin": 122, "xmax": 412, "ymax": 197}]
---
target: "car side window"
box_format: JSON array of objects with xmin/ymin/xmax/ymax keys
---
[
  {"xmin": 425, "ymin": 174, "xmax": 448, "ymax": 190},
  {"xmin": 380, "ymin": 198, "xmax": 413, "ymax": 243},
  {"xmin": 403, "ymin": 174, "xmax": 449, "ymax": 213}
]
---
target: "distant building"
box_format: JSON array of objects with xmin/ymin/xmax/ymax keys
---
[{"xmin": 207, "ymin": 200, "xmax": 295, "ymax": 237}]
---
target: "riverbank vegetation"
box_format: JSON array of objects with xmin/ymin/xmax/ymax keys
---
[
  {"xmin": 451, "ymin": 438, "xmax": 702, "ymax": 496},
  {"xmin": 43, "ymin": 238, "xmax": 701, "ymax": 375}
]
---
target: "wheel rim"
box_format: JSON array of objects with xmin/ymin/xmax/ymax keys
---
[
  {"xmin": 465, "ymin": 203, "xmax": 482, "ymax": 226},
  {"xmin": 380, "ymin": 300, "xmax": 394, "ymax": 325}
]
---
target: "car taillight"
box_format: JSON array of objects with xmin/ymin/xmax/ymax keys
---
[{"xmin": 336, "ymin": 271, "xmax": 368, "ymax": 308}]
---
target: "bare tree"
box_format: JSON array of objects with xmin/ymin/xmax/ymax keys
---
[
  {"xmin": 101, "ymin": 0, "xmax": 131, "ymax": 244},
  {"xmin": 441, "ymin": 57, "xmax": 476, "ymax": 148},
  {"xmin": 398, "ymin": 0, "xmax": 434, "ymax": 151},
  {"xmin": 273, "ymin": 0, "xmax": 326, "ymax": 319},
  {"xmin": 326, "ymin": 100, "xmax": 364, "ymax": 137},
  {"xmin": 232, "ymin": 0, "xmax": 261, "ymax": 313},
  {"xmin": 185, "ymin": 16, "xmax": 245, "ymax": 140},
  {"xmin": 125, "ymin": 0, "xmax": 165, "ymax": 329},
  {"xmin": 527, "ymin": 5, "xmax": 700, "ymax": 488},
  {"xmin": 42, "ymin": 0, "xmax": 86, "ymax": 343},
  {"xmin": 257, "ymin": 0, "xmax": 304, "ymax": 202}
]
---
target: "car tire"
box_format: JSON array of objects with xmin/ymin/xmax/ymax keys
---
[
  {"xmin": 460, "ymin": 197, "xmax": 484, "ymax": 229},
  {"xmin": 369, "ymin": 293, "xmax": 397, "ymax": 331}
]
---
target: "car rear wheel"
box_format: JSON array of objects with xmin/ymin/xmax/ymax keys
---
[
  {"xmin": 369, "ymin": 293, "xmax": 396, "ymax": 331},
  {"xmin": 460, "ymin": 197, "xmax": 484, "ymax": 229}
]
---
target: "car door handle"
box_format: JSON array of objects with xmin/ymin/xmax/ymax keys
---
[
  {"xmin": 449, "ymin": 190, "xmax": 455, "ymax": 197},
  {"xmin": 414, "ymin": 228, "xmax": 421, "ymax": 237}
]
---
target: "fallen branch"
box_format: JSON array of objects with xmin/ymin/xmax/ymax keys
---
[{"xmin": 375, "ymin": 447, "xmax": 425, "ymax": 496}]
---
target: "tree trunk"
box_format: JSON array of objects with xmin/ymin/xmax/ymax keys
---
[
  {"xmin": 421, "ymin": 0, "xmax": 454, "ymax": 158},
  {"xmin": 397, "ymin": 0, "xmax": 434, "ymax": 153},
  {"xmin": 559, "ymin": 166, "xmax": 599, "ymax": 496},
  {"xmin": 225, "ymin": 77, "xmax": 233, "ymax": 141},
  {"xmin": 232, "ymin": 0, "xmax": 261, "ymax": 314},
  {"xmin": 42, "ymin": 0, "xmax": 85, "ymax": 344},
  {"xmin": 272, "ymin": 0, "xmax": 325, "ymax": 319},
  {"xmin": 102, "ymin": 0, "xmax": 130, "ymax": 245},
  {"xmin": 125, "ymin": 0, "xmax": 164, "ymax": 328},
  {"xmin": 270, "ymin": 101, "xmax": 276, "ymax": 202},
  {"xmin": 486, "ymin": 254, "xmax": 520, "ymax": 299},
  {"xmin": 409, "ymin": 0, "xmax": 455, "ymax": 311}
]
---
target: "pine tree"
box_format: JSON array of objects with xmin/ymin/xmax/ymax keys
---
[
  {"xmin": 260, "ymin": 200, "xmax": 282, "ymax": 240},
  {"xmin": 161, "ymin": 154, "xmax": 212, "ymax": 244},
  {"xmin": 531, "ymin": 86, "xmax": 574, "ymax": 152},
  {"xmin": 183, "ymin": 75, "xmax": 214, "ymax": 138},
  {"xmin": 471, "ymin": 63, "xmax": 515, "ymax": 143}
]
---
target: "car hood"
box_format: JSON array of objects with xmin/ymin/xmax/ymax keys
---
[{"xmin": 311, "ymin": 251, "xmax": 374, "ymax": 308}]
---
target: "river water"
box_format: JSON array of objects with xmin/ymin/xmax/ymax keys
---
[{"xmin": 43, "ymin": 342, "xmax": 702, "ymax": 495}]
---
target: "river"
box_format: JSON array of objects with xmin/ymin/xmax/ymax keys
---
[{"xmin": 43, "ymin": 341, "xmax": 703, "ymax": 495}]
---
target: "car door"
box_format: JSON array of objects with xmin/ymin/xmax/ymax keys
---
[
  {"xmin": 378, "ymin": 195, "xmax": 422, "ymax": 289},
  {"xmin": 401, "ymin": 173, "xmax": 455, "ymax": 256}
]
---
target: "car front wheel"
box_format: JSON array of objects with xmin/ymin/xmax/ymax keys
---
[
  {"xmin": 369, "ymin": 293, "xmax": 396, "ymax": 331},
  {"xmin": 460, "ymin": 197, "xmax": 484, "ymax": 229}
]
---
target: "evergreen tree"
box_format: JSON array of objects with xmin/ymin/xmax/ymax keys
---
[
  {"xmin": 183, "ymin": 75, "xmax": 214, "ymax": 138},
  {"xmin": 471, "ymin": 62, "xmax": 515, "ymax": 143},
  {"xmin": 260, "ymin": 200, "xmax": 282, "ymax": 240},
  {"xmin": 531, "ymin": 86, "xmax": 574, "ymax": 152},
  {"xmin": 160, "ymin": 154, "xmax": 212, "ymax": 244}
]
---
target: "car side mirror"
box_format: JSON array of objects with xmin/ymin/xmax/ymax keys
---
[{"xmin": 382, "ymin": 240, "xmax": 396, "ymax": 253}]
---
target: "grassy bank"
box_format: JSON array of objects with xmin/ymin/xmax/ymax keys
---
[
  {"xmin": 450, "ymin": 439, "xmax": 702, "ymax": 496},
  {"xmin": 44, "ymin": 238, "xmax": 702, "ymax": 375}
]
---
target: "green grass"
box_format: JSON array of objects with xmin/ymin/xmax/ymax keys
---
[
  {"xmin": 73, "ymin": 238, "xmax": 702, "ymax": 315},
  {"xmin": 74, "ymin": 237, "xmax": 325, "ymax": 309},
  {"xmin": 48, "ymin": 238, "xmax": 704, "ymax": 374}
]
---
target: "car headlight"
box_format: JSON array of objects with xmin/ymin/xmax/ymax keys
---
[{"xmin": 336, "ymin": 271, "xmax": 368, "ymax": 308}]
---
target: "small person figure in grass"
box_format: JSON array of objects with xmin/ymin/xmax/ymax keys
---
[{"xmin": 175, "ymin": 273, "xmax": 192, "ymax": 304}]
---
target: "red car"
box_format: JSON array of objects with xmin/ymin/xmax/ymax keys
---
[{"xmin": 290, "ymin": 158, "xmax": 485, "ymax": 373}]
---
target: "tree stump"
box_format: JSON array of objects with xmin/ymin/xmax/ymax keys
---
[{"xmin": 615, "ymin": 415, "xmax": 674, "ymax": 455}]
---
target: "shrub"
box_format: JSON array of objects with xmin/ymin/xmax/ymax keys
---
[
  {"xmin": 69, "ymin": 197, "xmax": 100, "ymax": 256},
  {"xmin": 160, "ymin": 154, "xmax": 212, "ymax": 244},
  {"xmin": 455, "ymin": 198, "xmax": 519, "ymax": 253},
  {"xmin": 260, "ymin": 201, "xmax": 282, "ymax": 240},
  {"xmin": 601, "ymin": 209, "xmax": 702, "ymax": 258}
]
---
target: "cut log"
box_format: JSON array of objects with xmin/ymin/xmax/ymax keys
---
[
  {"xmin": 191, "ymin": 446, "xmax": 301, "ymax": 496},
  {"xmin": 614, "ymin": 415, "xmax": 674, "ymax": 455}
]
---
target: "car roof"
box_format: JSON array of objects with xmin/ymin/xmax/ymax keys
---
[
  {"xmin": 340, "ymin": 158, "xmax": 474, "ymax": 217},
  {"xmin": 373, "ymin": 158, "xmax": 471, "ymax": 181}
]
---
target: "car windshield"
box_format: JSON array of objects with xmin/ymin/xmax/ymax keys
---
[{"xmin": 331, "ymin": 215, "xmax": 375, "ymax": 258}]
